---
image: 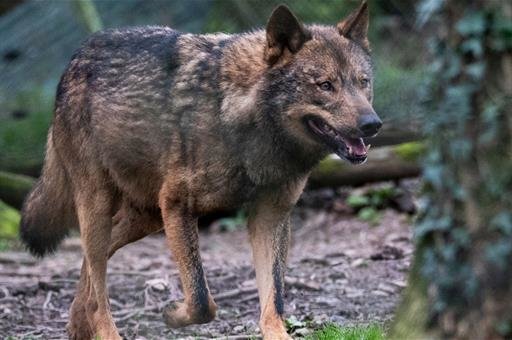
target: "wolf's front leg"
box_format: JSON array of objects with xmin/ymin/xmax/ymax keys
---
[
  {"xmin": 160, "ymin": 202, "xmax": 217, "ymax": 328},
  {"xmin": 248, "ymin": 180, "xmax": 307, "ymax": 340},
  {"xmin": 249, "ymin": 203, "xmax": 292, "ymax": 340}
]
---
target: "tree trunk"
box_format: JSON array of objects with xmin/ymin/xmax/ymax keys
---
[
  {"xmin": 392, "ymin": 1, "xmax": 512, "ymax": 338},
  {"xmin": 390, "ymin": 248, "xmax": 430, "ymax": 339}
]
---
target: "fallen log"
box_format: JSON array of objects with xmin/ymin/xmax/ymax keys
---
[
  {"xmin": 0, "ymin": 143, "xmax": 423, "ymax": 210},
  {"xmin": 2, "ymin": 160, "xmax": 42, "ymax": 178},
  {"xmin": 0, "ymin": 171, "xmax": 35, "ymax": 209},
  {"xmin": 309, "ymin": 144, "xmax": 422, "ymax": 188},
  {"xmin": 365, "ymin": 126, "xmax": 422, "ymax": 148},
  {"xmin": 0, "ymin": 125, "xmax": 422, "ymax": 178}
]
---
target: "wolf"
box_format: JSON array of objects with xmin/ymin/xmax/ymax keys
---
[{"xmin": 20, "ymin": 2, "xmax": 381, "ymax": 339}]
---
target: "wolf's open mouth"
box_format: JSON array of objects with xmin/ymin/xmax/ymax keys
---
[{"xmin": 304, "ymin": 116, "xmax": 368, "ymax": 164}]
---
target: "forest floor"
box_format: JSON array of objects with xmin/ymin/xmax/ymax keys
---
[{"xmin": 0, "ymin": 186, "xmax": 414, "ymax": 339}]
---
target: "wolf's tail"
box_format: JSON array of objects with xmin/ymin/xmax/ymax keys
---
[{"xmin": 20, "ymin": 129, "xmax": 77, "ymax": 257}]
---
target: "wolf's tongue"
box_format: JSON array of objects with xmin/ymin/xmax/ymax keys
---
[{"xmin": 344, "ymin": 137, "xmax": 367, "ymax": 157}]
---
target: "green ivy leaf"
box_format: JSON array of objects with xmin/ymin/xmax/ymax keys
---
[
  {"xmin": 465, "ymin": 61, "xmax": 486, "ymax": 79},
  {"xmin": 491, "ymin": 212, "xmax": 512, "ymax": 235},
  {"xmin": 357, "ymin": 207, "xmax": 381, "ymax": 225},
  {"xmin": 460, "ymin": 38, "xmax": 483, "ymax": 58},
  {"xmin": 456, "ymin": 11, "xmax": 486, "ymax": 36},
  {"xmin": 346, "ymin": 194, "xmax": 370, "ymax": 208},
  {"xmin": 485, "ymin": 241, "xmax": 512, "ymax": 269}
]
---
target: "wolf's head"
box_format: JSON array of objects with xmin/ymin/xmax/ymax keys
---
[{"xmin": 262, "ymin": 2, "xmax": 381, "ymax": 164}]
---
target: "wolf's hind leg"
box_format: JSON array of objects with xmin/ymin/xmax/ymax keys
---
[
  {"xmin": 67, "ymin": 259, "xmax": 95, "ymax": 340},
  {"xmin": 108, "ymin": 202, "xmax": 163, "ymax": 258},
  {"xmin": 69, "ymin": 182, "xmax": 120, "ymax": 340},
  {"xmin": 160, "ymin": 201, "xmax": 217, "ymax": 328},
  {"xmin": 68, "ymin": 202, "xmax": 162, "ymax": 339}
]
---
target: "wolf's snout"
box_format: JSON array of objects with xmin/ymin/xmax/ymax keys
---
[{"xmin": 357, "ymin": 113, "xmax": 382, "ymax": 137}]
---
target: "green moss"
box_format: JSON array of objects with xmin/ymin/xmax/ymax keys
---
[
  {"xmin": 0, "ymin": 200, "xmax": 20, "ymax": 239},
  {"xmin": 315, "ymin": 157, "xmax": 348, "ymax": 177},
  {"xmin": 394, "ymin": 142, "xmax": 426, "ymax": 162},
  {"xmin": 307, "ymin": 324, "xmax": 385, "ymax": 340},
  {"xmin": 0, "ymin": 88, "xmax": 52, "ymax": 174},
  {"xmin": 0, "ymin": 171, "xmax": 35, "ymax": 210},
  {"xmin": 0, "ymin": 171, "xmax": 35, "ymax": 195},
  {"xmin": 0, "ymin": 110, "xmax": 51, "ymax": 174}
]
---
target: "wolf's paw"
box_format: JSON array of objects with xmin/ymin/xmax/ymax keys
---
[
  {"xmin": 66, "ymin": 321, "xmax": 93, "ymax": 340},
  {"xmin": 261, "ymin": 319, "xmax": 293, "ymax": 340},
  {"xmin": 163, "ymin": 299, "xmax": 216, "ymax": 328},
  {"xmin": 91, "ymin": 311, "xmax": 122, "ymax": 340},
  {"xmin": 67, "ymin": 304, "xmax": 94, "ymax": 340},
  {"xmin": 163, "ymin": 301, "xmax": 189, "ymax": 328}
]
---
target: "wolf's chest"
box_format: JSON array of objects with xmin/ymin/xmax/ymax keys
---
[{"xmin": 189, "ymin": 165, "xmax": 258, "ymax": 214}]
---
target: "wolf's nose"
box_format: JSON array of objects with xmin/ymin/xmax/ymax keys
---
[{"xmin": 358, "ymin": 114, "xmax": 382, "ymax": 136}]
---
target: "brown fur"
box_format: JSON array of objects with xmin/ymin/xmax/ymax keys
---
[{"xmin": 20, "ymin": 2, "xmax": 380, "ymax": 339}]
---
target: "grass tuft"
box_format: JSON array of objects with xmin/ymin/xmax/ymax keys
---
[{"xmin": 306, "ymin": 323, "xmax": 385, "ymax": 340}]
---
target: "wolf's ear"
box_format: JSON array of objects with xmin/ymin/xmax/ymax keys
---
[
  {"xmin": 337, "ymin": 1, "xmax": 370, "ymax": 51},
  {"xmin": 265, "ymin": 5, "xmax": 311, "ymax": 65}
]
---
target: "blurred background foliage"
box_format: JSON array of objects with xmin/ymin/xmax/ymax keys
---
[
  {"xmin": 0, "ymin": 0, "xmax": 428, "ymax": 242},
  {"xmin": 392, "ymin": 0, "xmax": 512, "ymax": 337}
]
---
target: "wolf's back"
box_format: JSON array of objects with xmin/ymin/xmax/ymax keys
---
[{"xmin": 20, "ymin": 129, "xmax": 77, "ymax": 257}]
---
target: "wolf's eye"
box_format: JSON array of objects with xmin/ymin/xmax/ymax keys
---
[
  {"xmin": 318, "ymin": 81, "xmax": 333, "ymax": 91},
  {"xmin": 360, "ymin": 78, "xmax": 370, "ymax": 88}
]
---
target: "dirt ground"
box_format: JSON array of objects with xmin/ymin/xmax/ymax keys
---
[{"xmin": 0, "ymin": 188, "xmax": 414, "ymax": 339}]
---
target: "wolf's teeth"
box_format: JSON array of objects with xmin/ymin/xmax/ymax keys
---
[{"xmin": 367, "ymin": 144, "xmax": 371, "ymax": 151}]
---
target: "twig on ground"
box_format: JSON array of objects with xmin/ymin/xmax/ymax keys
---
[
  {"xmin": 108, "ymin": 270, "xmax": 161, "ymax": 277},
  {"xmin": 240, "ymin": 293, "xmax": 259, "ymax": 303},
  {"xmin": 113, "ymin": 298, "xmax": 173, "ymax": 320},
  {"xmin": 109, "ymin": 298, "xmax": 127, "ymax": 309},
  {"xmin": 214, "ymin": 286, "xmax": 258, "ymax": 301},
  {"xmin": 43, "ymin": 291, "xmax": 53, "ymax": 309},
  {"xmin": 285, "ymin": 276, "xmax": 321, "ymax": 291},
  {"xmin": 0, "ymin": 286, "xmax": 10, "ymax": 298},
  {"xmin": 0, "ymin": 296, "xmax": 18, "ymax": 303}
]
